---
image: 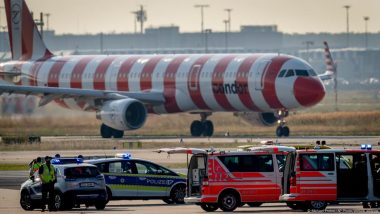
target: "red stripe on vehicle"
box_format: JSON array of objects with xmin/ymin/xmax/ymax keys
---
[
  {"xmin": 211, "ymin": 55, "xmax": 237, "ymax": 111},
  {"xmin": 140, "ymin": 56, "xmax": 164, "ymax": 91},
  {"xmin": 93, "ymin": 56, "xmax": 117, "ymax": 90},
  {"xmin": 47, "ymin": 58, "xmax": 70, "ymax": 87},
  {"xmin": 236, "ymin": 55, "xmax": 261, "ymax": 111},
  {"xmin": 70, "ymin": 56, "xmax": 94, "ymax": 89},
  {"xmin": 187, "ymin": 55, "xmax": 213, "ymax": 110},
  {"xmin": 164, "ymin": 55, "xmax": 188, "ymax": 113},
  {"xmin": 21, "ymin": 1, "xmax": 34, "ymax": 60},
  {"xmin": 29, "ymin": 60, "xmax": 46, "ymax": 86},
  {"xmin": 117, "ymin": 56, "xmax": 140, "ymax": 91},
  {"xmin": 262, "ymin": 56, "xmax": 291, "ymax": 109}
]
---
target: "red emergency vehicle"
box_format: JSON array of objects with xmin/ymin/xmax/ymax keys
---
[
  {"xmin": 280, "ymin": 145, "xmax": 380, "ymax": 210},
  {"xmin": 159, "ymin": 146, "xmax": 295, "ymax": 212}
]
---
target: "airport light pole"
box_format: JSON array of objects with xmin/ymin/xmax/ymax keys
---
[
  {"xmin": 224, "ymin": 8, "xmax": 232, "ymax": 32},
  {"xmin": 363, "ymin": 16, "xmax": 369, "ymax": 49},
  {"xmin": 131, "ymin": 11, "xmax": 138, "ymax": 34},
  {"xmin": 223, "ymin": 20, "xmax": 228, "ymax": 52},
  {"xmin": 204, "ymin": 29, "xmax": 212, "ymax": 53},
  {"xmin": 194, "ymin": 4, "xmax": 209, "ymax": 34},
  {"xmin": 44, "ymin": 13, "xmax": 50, "ymax": 31},
  {"xmin": 343, "ymin": 5, "xmax": 350, "ymax": 48}
]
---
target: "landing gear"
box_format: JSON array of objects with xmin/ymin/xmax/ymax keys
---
[
  {"xmin": 276, "ymin": 110, "xmax": 290, "ymax": 137},
  {"xmin": 100, "ymin": 124, "xmax": 124, "ymax": 138},
  {"xmin": 190, "ymin": 113, "xmax": 214, "ymax": 137}
]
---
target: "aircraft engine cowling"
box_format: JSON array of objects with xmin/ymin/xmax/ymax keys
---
[
  {"xmin": 235, "ymin": 112, "xmax": 278, "ymax": 127},
  {"xmin": 99, "ymin": 99, "xmax": 147, "ymax": 131}
]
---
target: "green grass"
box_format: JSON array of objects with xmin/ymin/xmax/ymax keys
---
[{"xmin": 0, "ymin": 164, "xmax": 29, "ymax": 171}]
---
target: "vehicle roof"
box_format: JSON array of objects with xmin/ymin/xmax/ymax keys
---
[
  {"xmin": 86, "ymin": 158, "xmax": 155, "ymax": 164},
  {"xmin": 53, "ymin": 163, "xmax": 97, "ymax": 168},
  {"xmin": 296, "ymin": 149, "xmax": 380, "ymax": 153}
]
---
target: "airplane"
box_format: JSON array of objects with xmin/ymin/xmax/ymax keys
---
[{"xmin": 0, "ymin": 0, "xmax": 335, "ymax": 138}]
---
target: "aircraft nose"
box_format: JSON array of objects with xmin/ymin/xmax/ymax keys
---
[{"xmin": 294, "ymin": 77, "xmax": 325, "ymax": 107}]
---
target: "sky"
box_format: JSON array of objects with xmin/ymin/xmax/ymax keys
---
[{"xmin": 9, "ymin": 0, "xmax": 380, "ymax": 35}]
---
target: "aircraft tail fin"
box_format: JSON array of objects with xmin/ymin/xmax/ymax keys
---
[
  {"xmin": 323, "ymin": 41, "xmax": 336, "ymax": 73},
  {"xmin": 4, "ymin": 0, "xmax": 53, "ymax": 60}
]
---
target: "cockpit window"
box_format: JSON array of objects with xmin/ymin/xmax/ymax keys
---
[
  {"xmin": 308, "ymin": 69, "xmax": 317, "ymax": 76},
  {"xmin": 278, "ymin": 69, "xmax": 286, "ymax": 77},
  {"xmin": 285, "ymin": 69, "xmax": 294, "ymax": 77},
  {"xmin": 295, "ymin": 70, "xmax": 309, "ymax": 77}
]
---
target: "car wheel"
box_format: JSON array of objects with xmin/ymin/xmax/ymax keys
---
[
  {"xmin": 200, "ymin": 203, "xmax": 218, "ymax": 212},
  {"xmin": 309, "ymin": 201, "xmax": 327, "ymax": 210},
  {"xmin": 218, "ymin": 192, "xmax": 239, "ymax": 212},
  {"xmin": 170, "ymin": 185, "xmax": 186, "ymax": 204},
  {"xmin": 105, "ymin": 187, "xmax": 112, "ymax": 204},
  {"xmin": 54, "ymin": 192, "xmax": 65, "ymax": 210},
  {"xmin": 163, "ymin": 198, "xmax": 174, "ymax": 204},
  {"xmin": 20, "ymin": 190, "xmax": 34, "ymax": 210},
  {"xmin": 95, "ymin": 202, "xmax": 106, "ymax": 210},
  {"xmin": 247, "ymin": 202, "xmax": 263, "ymax": 207}
]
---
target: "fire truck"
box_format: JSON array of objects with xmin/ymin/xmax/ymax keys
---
[
  {"xmin": 280, "ymin": 145, "xmax": 380, "ymax": 210},
  {"xmin": 157, "ymin": 145, "xmax": 295, "ymax": 212}
]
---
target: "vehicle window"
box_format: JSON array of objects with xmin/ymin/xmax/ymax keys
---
[
  {"xmin": 308, "ymin": 69, "xmax": 317, "ymax": 76},
  {"xmin": 109, "ymin": 161, "xmax": 134, "ymax": 174},
  {"xmin": 135, "ymin": 161, "xmax": 176, "ymax": 176},
  {"xmin": 295, "ymin": 69, "xmax": 309, "ymax": 77},
  {"xmin": 278, "ymin": 69, "xmax": 286, "ymax": 77},
  {"xmin": 285, "ymin": 69, "xmax": 294, "ymax": 77},
  {"xmin": 300, "ymin": 154, "xmax": 334, "ymax": 171},
  {"xmin": 96, "ymin": 163, "xmax": 109, "ymax": 173},
  {"xmin": 370, "ymin": 154, "xmax": 380, "ymax": 172},
  {"xmin": 64, "ymin": 166, "xmax": 100, "ymax": 178},
  {"xmin": 218, "ymin": 155, "xmax": 274, "ymax": 172},
  {"xmin": 276, "ymin": 155, "xmax": 286, "ymax": 172}
]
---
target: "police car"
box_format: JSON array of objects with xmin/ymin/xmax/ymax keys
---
[
  {"xmin": 20, "ymin": 158, "xmax": 108, "ymax": 211},
  {"xmin": 86, "ymin": 153, "xmax": 186, "ymax": 204}
]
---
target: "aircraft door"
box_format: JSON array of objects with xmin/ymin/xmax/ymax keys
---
[
  {"xmin": 188, "ymin": 65, "xmax": 201, "ymax": 91},
  {"xmin": 254, "ymin": 60, "xmax": 271, "ymax": 90}
]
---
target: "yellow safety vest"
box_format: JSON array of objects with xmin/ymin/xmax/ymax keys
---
[
  {"xmin": 32, "ymin": 163, "xmax": 41, "ymax": 172},
  {"xmin": 40, "ymin": 164, "xmax": 55, "ymax": 184}
]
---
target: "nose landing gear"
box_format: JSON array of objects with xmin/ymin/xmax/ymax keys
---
[
  {"xmin": 190, "ymin": 112, "xmax": 214, "ymax": 137},
  {"xmin": 276, "ymin": 110, "xmax": 290, "ymax": 137}
]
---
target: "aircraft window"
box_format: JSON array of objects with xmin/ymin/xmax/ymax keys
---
[
  {"xmin": 285, "ymin": 69, "xmax": 294, "ymax": 77},
  {"xmin": 295, "ymin": 70, "xmax": 309, "ymax": 77},
  {"xmin": 309, "ymin": 69, "xmax": 317, "ymax": 76},
  {"xmin": 278, "ymin": 69, "xmax": 286, "ymax": 77}
]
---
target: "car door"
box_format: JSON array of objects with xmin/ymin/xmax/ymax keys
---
[
  {"xmin": 298, "ymin": 153, "xmax": 337, "ymax": 201},
  {"xmin": 97, "ymin": 160, "xmax": 137, "ymax": 197},
  {"xmin": 133, "ymin": 160, "xmax": 177, "ymax": 197}
]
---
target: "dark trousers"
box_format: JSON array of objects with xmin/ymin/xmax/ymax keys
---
[{"xmin": 41, "ymin": 182, "xmax": 55, "ymax": 210}]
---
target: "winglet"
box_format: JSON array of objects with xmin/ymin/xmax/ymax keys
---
[{"xmin": 4, "ymin": 0, "xmax": 53, "ymax": 60}]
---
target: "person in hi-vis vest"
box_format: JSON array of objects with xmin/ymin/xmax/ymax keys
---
[{"xmin": 38, "ymin": 156, "xmax": 56, "ymax": 212}]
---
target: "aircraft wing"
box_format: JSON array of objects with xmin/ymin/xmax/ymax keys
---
[{"xmin": 0, "ymin": 84, "xmax": 165, "ymax": 107}]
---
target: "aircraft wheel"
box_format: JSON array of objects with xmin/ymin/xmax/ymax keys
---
[
  {"xmin": 202, "ymin": 120, "xmax": 214, "ymax": 137},
  {"xmin": 282, "ymin": 126, "xmax": 290, "ymax": 137},
  {"xmin": 100, "ymin": 124, "xmax": 113, "ymax": 138},
  {"xmin": 112, "ymin": 129, "xmax": 124, "ymax": 138},
  {"xmin": 276, "ymin": 126, "xmax": 283, "ymax": 137},
  {"xmin": 190, "ymin": 120, "xmax": 203, "ymax": 136}
]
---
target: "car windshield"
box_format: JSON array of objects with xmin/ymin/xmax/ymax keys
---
[{"xmin": 64, "ymin": 166, "xmax": 100, "ymax": 178}]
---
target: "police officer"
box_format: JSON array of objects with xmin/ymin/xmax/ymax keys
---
[
  {"xmin": 29, "ymin": 157, "xmax": 42, "ymax": 181},
  {"xmin": 39, "ymin": 156, "xmax": 56, "ymax": 212}
]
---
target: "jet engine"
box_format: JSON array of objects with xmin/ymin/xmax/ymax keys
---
[
  {"xmin": 99, "ymin": 99, "xmax": 147, "ymax": 131},
  {"xmin": 234, "ymin": 112, "xmax": 278, "ymax": 126}
]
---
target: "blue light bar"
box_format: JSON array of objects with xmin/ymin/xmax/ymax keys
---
[
  {"xmin": 51, "ymin": 159, "xmax": 61, "ymax": 164},
  {"xmin": 361, "ymin": 144, "xmax": 373, "ymax": 150},
  {"xmin": 115, "ymin": 153, "xmax": 132, "ymax": 159}
]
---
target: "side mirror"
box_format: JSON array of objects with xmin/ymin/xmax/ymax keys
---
[{"xmin": 290, "ymin": 171, "xmax": 296, "ymax": 177}]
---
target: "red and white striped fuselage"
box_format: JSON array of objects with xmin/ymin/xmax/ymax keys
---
[{"xmin": 6, "ymin": 53, "xmax": 325, "ymax": 114}]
